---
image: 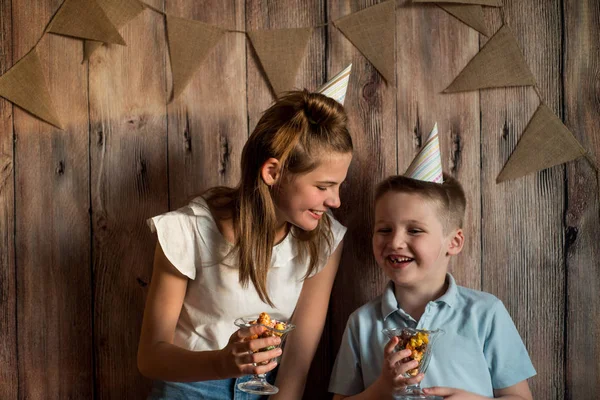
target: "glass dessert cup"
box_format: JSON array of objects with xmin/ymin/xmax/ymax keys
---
[
  {"xmin": 382, "ymin": 327, "xmax": 445, "ymax": 400},
  {"xmin": 234, "ymin": 316, "xmax": 296, "ymax": 395}
]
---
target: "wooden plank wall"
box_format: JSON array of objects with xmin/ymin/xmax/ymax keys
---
[{"xmin": 0, "ymin": 0, "xmax": 598, "ymax": 399}]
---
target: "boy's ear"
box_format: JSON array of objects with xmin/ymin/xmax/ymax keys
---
[
  {"xmin": 446, "ymin": 228, "xmax": 465, "ymax": 256},
  {"xmin": 260, "ymin": 158, "xmax": 281, "ymax": 186}
]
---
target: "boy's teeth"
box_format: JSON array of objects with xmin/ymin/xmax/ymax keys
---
[{"xmin": 389, "ymin": 256, "xmax": 413, "ymax": 263}]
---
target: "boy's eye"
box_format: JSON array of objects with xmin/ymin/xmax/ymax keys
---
[
  {"xmin": 316, "ymin": 186, "xmax": 327, "ymax": 191},
  {"xmin": 408, "ymin": 229, "xmax": 423, "ymax": 234}
]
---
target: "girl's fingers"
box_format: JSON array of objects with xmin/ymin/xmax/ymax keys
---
[
  {"xmin": 236, "ymin": 348, "xmax": 282, "ymax": 365},
  {"xmin": 245, "ymin": 336, "xmax": 281, "ymax": 352},
  {"xmin": 241, "ymin": 359, "xmax": 278, "ymax": 375},
  {"xmin": 236, "ymin": 325, "xmax": 266, "ymax": 340}
]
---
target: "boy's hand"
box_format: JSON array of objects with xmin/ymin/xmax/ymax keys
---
[
  {"xmin": 423, "ymin": 387, "xmax": 487, "ymax": 399},
  {"xmin": 377, "ymin": 336, "xmax": 424, "ymax": 394}
]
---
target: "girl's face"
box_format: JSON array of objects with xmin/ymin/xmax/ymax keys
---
[
  {"xmin": 372, "ymin": 192, "xmax": 460, "ymax": 289},
  {"xmin": 273, "ymin": 152, "xmax": 352, "ymax": 232}
]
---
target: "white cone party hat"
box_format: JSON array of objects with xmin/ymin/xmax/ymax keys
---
[
  {"xmin": 404, "ymin": 123, "xmax": 444, "ymax": 183},
  {"xmin": 318, "ymin": 64, "xmax": 352, "ymax": 105}
]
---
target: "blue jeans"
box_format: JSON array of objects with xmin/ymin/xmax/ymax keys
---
[{"xmin": 148, "ymin": 371, "xmax": 278, "ymax": 400}]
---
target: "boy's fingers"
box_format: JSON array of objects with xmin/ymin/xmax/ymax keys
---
[
  {"xmin": 384, "ymin": 337, "xmax": 399, "ymax": 354},
  {"xmin": 423, "ymin": 386, "xmax": 455, "ymax": 396},
  {"xmin": 389, "ymin": 349, "xmax": 412, "ymax": 364}
]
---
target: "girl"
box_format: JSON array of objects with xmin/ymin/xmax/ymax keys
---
[{"xmin": 138, "ymin": 90, "xmax": 353, "ymax": 399}]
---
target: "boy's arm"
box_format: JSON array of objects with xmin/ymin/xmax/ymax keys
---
[
  {"xmin": 494, "ymin": 379, "xmax": 533, "ymax": 400},
  {"xmin": 423, "ymin": 379, "xmax": 532, "ymax": 399}
]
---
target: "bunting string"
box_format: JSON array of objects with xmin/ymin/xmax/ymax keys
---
[{"xmin": 0, "ymin": 0, "xmax": 595, "ymax": 182}]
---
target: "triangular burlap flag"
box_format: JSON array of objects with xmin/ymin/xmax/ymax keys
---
[
  {"xmin": 0, "ymin": 50, "xmax": 62, "ymax": 129},
  {"xmin": 438, "ymin": 4, "xmax": 491, "ymax": 36},
  {"xmin": 497, "ymin": 104, "xmax": 587, "ymax": 182},
  {"xmin": 247, "ymin": 27, "xmax": 313, "ymax": 96},
  {"xmin": 333, "ymin": 1, "xmax": 395, "ymax": 83},
  {"xmin": 46, "ymin": 0, "xmax": 125, "ymax": 45},
  {"xmin": 413, "ymin": 0, "xmax": 502, "ymax": 6},
  {"xmin": 83, "ymin": 0, "xmax": 145, "ymax": 60},
  {"xmin": 405, "ymin": 123, "xmax": 444, "ymax": 183},
  {"xmin": 444, "ymin": 25, "xmax": 535, "ymax": 92},
  {"xmin": 167, "ymin": 15, "xmax": 225, "ymax": 100},
  {"xmin": 317, "ymin": 64, "xmax": 352, "ymax": 105}
]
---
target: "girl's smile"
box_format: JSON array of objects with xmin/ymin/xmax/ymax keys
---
[{"xmin": 273, "ymin": 152, "xmax": 352, "ymax": 232}]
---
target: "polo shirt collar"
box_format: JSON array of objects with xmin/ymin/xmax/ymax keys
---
[
  {"xmin": 434, "ymin": 273, "xmax": 458, "ymax": 308},
  {"xmin": 381, "ymin": 281, "xmax": 398, "ymax": 321},
  {"xmin": 381, "ymin": 273, "xmax": 458, "ymax": 320}
]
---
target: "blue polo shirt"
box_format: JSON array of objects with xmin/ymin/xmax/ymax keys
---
[{"xmin": 329, "ymin": 274, "xmax": 536, "ymax": 397}]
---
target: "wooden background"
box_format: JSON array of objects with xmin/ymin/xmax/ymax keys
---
[{"xmin": 1, "ymin": 0, "xmax": 599, "ymax": 398}]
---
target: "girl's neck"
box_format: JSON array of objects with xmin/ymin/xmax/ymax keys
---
[
  {"xmin": 394, "ymin": 274, "xmax": 448, "ymax": 322},
  {"xmin": 274, "ymin": 221, "xmax": 289, "ymax": 245}
]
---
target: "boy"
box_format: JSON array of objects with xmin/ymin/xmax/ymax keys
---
[{"xmin": 329, "ymin": 174, "xmax": 536, "ymax": 399}]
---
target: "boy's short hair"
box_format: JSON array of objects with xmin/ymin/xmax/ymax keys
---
[{"xmin": 375, "ymin": 173, "xmax": 467, "ymax": 232}]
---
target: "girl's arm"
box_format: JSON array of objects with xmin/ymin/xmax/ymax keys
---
[
  {"xmin": 137, "ymin": 243, "xmax": 280, "ymax": 381},
  {"xmin": 272, "ymin": 240, "xmax": 345, "ymax": 399}
]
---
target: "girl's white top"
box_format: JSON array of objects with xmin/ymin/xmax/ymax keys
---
[{"xmin": 147, "ymin": 196, "xmax": 347, "ymax": 352}]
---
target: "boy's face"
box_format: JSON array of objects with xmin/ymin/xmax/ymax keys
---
[{"xmin": 372, "ymin": 191, "xmax": 463, "ymax": 289}]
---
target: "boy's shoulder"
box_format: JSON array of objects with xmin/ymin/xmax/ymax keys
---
[
  {"xmin": 452, "ymin": 281, "xmax": 505, "ymax": 316},
  {"xmin": 345, "ymin": 282, "xmax": 394, "ymax": 329}
]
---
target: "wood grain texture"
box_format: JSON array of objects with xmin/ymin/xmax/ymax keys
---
[
  {"xmin": 395, "ymin": 0, "xmax": 481, "ymax": 290},
  {"xmin": 246, "ymin": 0, "xmax": 326, "ymax": 130},
  {"xmin": 167, "ymin": 0, "xmax": 246, "ymax": 210},
  {"xmin": 328, "ymin": 1, "xmax": 397, "ymax": 396},
  {"xmin": 480, "ymin": 2, "xmax": 565, "ymax": 398},
  {"xmin": 563, "ymin": 0, "xmax": 600, "ymax": 398},
  {"xmin": 88, "ymin": 1, "xmax": 168, "ymax": 397},
  {"xmin": 0, "ymin": 0, "xmax": 16, "ymax": 398},
  {"xmin": 245, "ymin": 2, "xmax": 328, "ymax": 397},
  {"xmin": 13, "ymin": 0, "xmax": 93, "ymax": 397}
]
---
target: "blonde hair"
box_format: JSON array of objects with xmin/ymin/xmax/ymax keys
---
[
  {"xmin": 205, "ymin": 90, "xmax": 352, "ymax": 306},
  {"xmin": 375, "ymin": 174, "xmax": 466, "ymax": 232}
]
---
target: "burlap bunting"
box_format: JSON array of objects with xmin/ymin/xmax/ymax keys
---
[
  {"xmin": 438, "ymin": 4, "xmax": 491, "ymax": 36},
  {"xmin": 84, "ymin": 0, "xmax": 145, "ymax": 61},
  {"xmin": 497, "ymin": 104, "xmax": 587, "ymax": 182},
  {"xmin": 167, "ymin": 15, "xmax": 225, "ymax": 100},
  {"xmin": 247, "ymin": 27, "xmax": 313, "ymax": 96},
  {"xmin": 444, "ymin": 25, "xmax": 536, "ymax": 92},
  {"xmin": 333, "ymin": 1, "xmax": 396, "ymax": 83},
  {"xmin": 413, "ymin": 0, "xmax": 502, "ymax": 6},
  {"xmin": 46, "ymin": 0, "xmax": 125, "ymax": 45},
  {"xmin": 0, "ymin": 49, "xmax": 62, "ymax": 129}
]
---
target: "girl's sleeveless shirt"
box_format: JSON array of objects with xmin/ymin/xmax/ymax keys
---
[{"xmin": 147, "ymin": 197, "xmax": 346, "ymax": 352}]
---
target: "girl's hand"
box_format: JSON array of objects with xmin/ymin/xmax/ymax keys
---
[
  {"xmin": 423, "ymin": 387, "xmax": 487, "ymax": 399},
  {"xmin": 217, "ymin": 325, "xmax": 282, "ymax": 378},
  {"xmin": 377, "ymin": 336, "xmax": 424, "ymax": 394}
]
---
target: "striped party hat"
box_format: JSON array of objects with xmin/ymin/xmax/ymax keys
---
[
  {"xmin": 317, "ymin": 64, "xmax": 352, "ymax": 105},
  {"xmin": 404, "ymin": 123, "xmax": 444, "ymax": 183}
]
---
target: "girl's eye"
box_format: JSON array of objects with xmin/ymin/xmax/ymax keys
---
[
  {"xmin": 317, "ymin": 186, "xmax": 327, "ymax": 191},
  {"xmin": 377, "ymin": 228, "xmax": 392, "ymax": 234},
  {"xmin": 409, "ymin": 229, "xmax": 423, "ymax": 235}
]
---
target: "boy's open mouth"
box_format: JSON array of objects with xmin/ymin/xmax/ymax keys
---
[{"xmin": 387, "ymin": 256, "xmax": 414, "ymax": 266}]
